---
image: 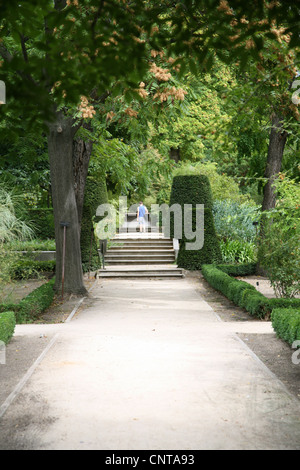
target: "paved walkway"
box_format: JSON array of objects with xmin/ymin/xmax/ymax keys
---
[{"xmin": 0, "ymin": 277, "xmax": 300, "ymax": 450}]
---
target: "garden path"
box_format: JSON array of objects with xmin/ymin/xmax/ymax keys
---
[{"xmin": 0, "ymin": 276, "xmax": 299, "ymax": 450}]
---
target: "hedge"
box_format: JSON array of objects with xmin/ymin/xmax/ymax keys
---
[
  {"xmin": 16, "ymin": 277, "xmax": 56, "ymax": 323},
  {"xmin": 169, "ymin": 175, "xmax": 221, "ymax": 269},
  {"xmin": 169, "ymin": 174, "xmax": 213, "ymax": 210},
  {"xmin": 217, "ymin": 262, "xmax": 256, "ymax": 276},
  {"xmin": 0, "ymin": 278, "xmax": 56, "ymax": 324},
  {"xmin": 10, "ymin": 259, "xmax": 56, "ymax": 280},
  {"xmin": 0, "ymin": 311, "xmax": 16, "ymax": 345},
  {"xmin": 201, "ymin": 264, "xmax": 300, "ymax": 319},
  {"xmin": 81, "ymin": 176, "xmax": 108, "ymax": 272},
  {"xmin": 271, "ymin": 308, "xmax": 300, "ymax": 346}
]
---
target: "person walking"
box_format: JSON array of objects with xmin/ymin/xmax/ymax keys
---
[{"xmin": 137, "ymin": 201, "xmax": 148, "ymax": 233}]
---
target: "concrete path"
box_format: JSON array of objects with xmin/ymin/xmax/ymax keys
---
[{"xmin": 0, "ymin": 277, "xmax": 300, "ymax": 450}]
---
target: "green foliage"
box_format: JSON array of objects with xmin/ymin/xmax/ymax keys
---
[
  {"xmin": 212, "ymin": 199, "xmax": 259, "ymax": 242},
  {"xmin": 258, "ymin": 176, "xmax": 300, "ymax": 298},
  {"xmin": 169, "ymin": 174, "xmax": 213, "ymax": 209},
  {"xmin": 271, "ymin": 309, "xmax": 300, "ymax": 346},
  {"xmin": 168, "ymin": 175, "xmax": 221, "ymax": 269},
  {"xmin": 81, "ymin": 176, "xmax": 108, "ymax": 272},
  {"xmin": 0, "ymin": 184, "xmax": 34, "ymax": 243},
  {"xmin": 149, "ymin": 64, "xmax": 237, "ymax": 163},
  {"xmin": 202, "ymin": 264, "xmax": 300, "ymax": 319},
  {"xmin": 89, "ymin": 133, "xmax": 173, "ymax": 203},
  {"xmin": 9, "ymin": 259, "xmax": 56, "ymax": 280},
  {"xmin": 217, "ymin": 263, "xmax": 256, "ymax": 276},
  {"xmin": 0, "ymin": 311, "xmax": 16, "ymax": 345},
  {"xmin": 219, "ymin": 239, "xmax": 256, "ymax": 264},
  {"xmin": 15, "ymin": 278, "xmax": 55, "ymax": 324},
  {"xmin": 201, "ymin": 264, "xmax": 266, "ymax": 318},
  {"xmin": 0, "ymin": 278, "xmax": 56, "ymax": 324},
  {"xmin": 177, "ymin": 208, "xmax": 222, "ymax": 269},
  {"xmin": 2, "ymin": 0, "xmax": 298, "ymax": 126},
  {"xmin": 173, "ymin": 161, "xmax": 254, "ymax": 203},
  {"xmin": 24, "ymin": 209, "xmax": 55, "ymax": 240},
  {"xmin": 6, "ymin": 239, "xmax": 56, "ymax": 251}
]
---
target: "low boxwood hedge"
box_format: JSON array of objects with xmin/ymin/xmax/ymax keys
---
[
  {"xmin": 0, "ymin": 311, "xmax": 16, "ymax": 345},
  {"xmin": 0, "ymin": 277, "xmax": 56, "ymax": 325},
  {"xmin": 201, "ymin": 264, "xmax": 300, "ymax": 319},
  {"xmin": 217, "ymin": 263, "xmax": 256, "ymax": 277},
  {"xmin": 15, "ymin": 277, "xmax": 56, "ymax": 323},
  {"xmin": 271, "ymin": 308, "xmax": 300, "ymax": 346}
]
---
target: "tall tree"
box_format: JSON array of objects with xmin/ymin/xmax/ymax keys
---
[{"xmin": 0, "ymin": 0, "xmax": 298, "ymax": 293}]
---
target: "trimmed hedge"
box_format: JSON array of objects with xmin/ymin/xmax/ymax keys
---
[
  {"xmin": 169, "ymin": 175, "xmax": 221, "ymax": 269},
  {"xmin": 271, "ymin": 308, "xmax": 300, "ymax": 346},
  {"xmin": 177, "ymin": 208, "xmax": 222, "ymax": 269},
  {"xmin": 16, "ymin": 277, "xmax": 56, "ymax": 323},
  {"xmin": 201, "ymin": 264, "xmax": 300, "ymax": 319},
  {"xmin": 217, "ymin": 263, "xmax": 256, "ymax": 277},
  {"xmin": 0, "ymin": 311, "xmax": 16, "ymax": 345},
  {"xmin": 0, "ymin": 278, "xmax": 56, "ymax": 324},
  {"xmin": 169, "ymin": 174, "xmax": 213, "ymax": 210},
  {"xmin": 10, "ymin": 259, "xmax": 56, "ymax": 280},
  {"xmin": 81, "ymin": 176, "xmax": 108, "ymax": 272}
]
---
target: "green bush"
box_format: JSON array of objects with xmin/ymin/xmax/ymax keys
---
[
  {"xmin": 212, "ymin": 199, "xmax": 259, "ymax": 242},
  {"xmin": 219, "ymin": 239, "xmax": 256, "ymax": 264},
  {"xmin": 0, "ymin": 311, "xmax": 16, "ymax": 344},
  {"xmin": 177, "ymin": 208, "xmax": 222, "ymax": 269},
  {"xmin": 217, "ymin": 263, "xmax": 256, "ymax": 276},
  {"xmin": 169, "ymin": 174, "xmax": 213, "ymax": 210},
  {"xmin": 271, "ymin": 308, "xmax": 300, "ymax": 345},
  {"xmin": 202, "ymin": 264, "xmax": 300, "ymax": 319},
  {"xmin": 10, "ymin": 258, "xmax": 56, "ymax": 280},
  {"xmin": 6, "ymin": 239, "xmax": 56, "ymax": 251},
  {"xmin": 81, "ymin": 176, "xmax": 108, "ymax": 272},
  {"xmin": 0, "ymin": 278, "xmax": 56, "ymax": 324},
  {"xmin": 25, "ymin": 208, "xmax": 55, "ymax": 240},
  {"xmin": 16, "ymin": 277, "xmax": 55, "ymax": 323},
  {"xmin": 257, "ymin": 176, "xmax": 300, "ymax": 298},
  {"xmin": 169, "ymin": 175, "xmax": 221, "ymax": 269}
]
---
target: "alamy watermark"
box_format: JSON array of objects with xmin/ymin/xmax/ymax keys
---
[
  {"xmin": 94, "ymin": 196, "xmax": 204, "ymax": 250},
  {"xmin": 292, "ymin": 341, "xmax": 300, "ymax": 365},
  {"xmin": 292, "ymin": 78, "xmax": 300, "ymax": 105},
  {"xmin": 0, "ymin": 80, "xmax": 6, "ymax": 105},
  {"xmin": 0, "ymin": 340, "xmax": 6, "ymax": 365}
]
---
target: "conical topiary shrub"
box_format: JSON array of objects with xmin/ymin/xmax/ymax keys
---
[{"xmin": 168, "ymin": 174, "xmax": 221, "ymax": 269}]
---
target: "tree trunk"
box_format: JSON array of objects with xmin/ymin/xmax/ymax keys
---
[
  {"xmin": 48, "ymin": 110, "xmax": 88, "ymax": 295},
  {"xmin": 261, "ymin": 113, "xmax": 288, "ymax": 212},
  {"xmin": 73, "ymin": 126, "xmax": 93, "ymax": 228},
  {"xmin": 257, "ymin": 113, "xmax": 288, "ymax": 275}
]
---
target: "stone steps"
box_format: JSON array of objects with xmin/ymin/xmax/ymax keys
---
[
  {"xmin": 98, "ymin": 266, "xmax": 183, "ymax": 279},
  {"xmin": 98, "ymin": 235, "xmax": 183, "ymax": 279}
]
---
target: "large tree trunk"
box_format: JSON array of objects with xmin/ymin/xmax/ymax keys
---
[
  {"xmin": 73, "ymin": 125, "xmax": 93, "ymax": 228},
  {"xmin": 257, "ymin": 113, "xmax": 288, "ymax": 275},
  {"xmin": 48, "ymin": 110, "xmax": 88, "ymax": 295},
  {"xmin": 261, "ymin": 113, "xmax": 288, "ymax": 212}
]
